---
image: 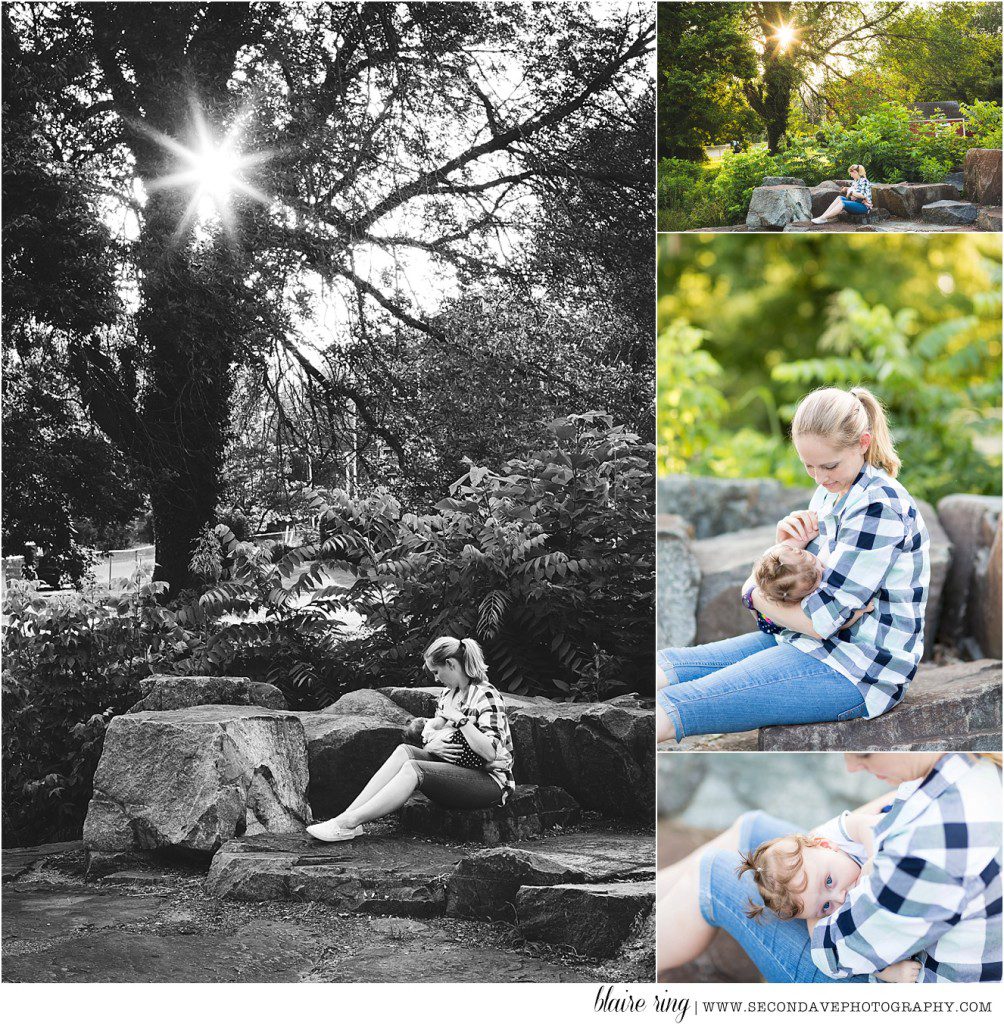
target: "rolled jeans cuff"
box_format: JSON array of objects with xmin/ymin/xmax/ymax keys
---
[{"xmin": 656, "ymin": 687, "xmax": 684, "ymax": 741}]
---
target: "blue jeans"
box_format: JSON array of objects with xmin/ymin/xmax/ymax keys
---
[
  {"xmin": 657, "ymin": 632, "xmax": 866, "ymax": 739},
  {"xmin": 699, "ymin": 811, "xmax": 870, "ymax": 983},
  {"xmin": 840, "ymin": 197, "xmax": 869, "ymax": 214}
]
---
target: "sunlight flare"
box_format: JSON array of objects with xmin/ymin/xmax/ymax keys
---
[{"xmin": 772, "ymin": 21, "xmax": 798, "ymax": 52}]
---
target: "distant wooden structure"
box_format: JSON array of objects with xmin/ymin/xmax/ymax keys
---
[{"xmin": 908, "ymin": 101, "xmax": 967, "ymax": 136}]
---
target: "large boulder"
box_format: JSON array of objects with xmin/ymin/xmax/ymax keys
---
[
  {"xmin": 657, "ymin": 514, "xmax": 700, "ymax": 649},
  {"xmin": 657, "ymin": 475, "xmax": 813, "ymax": 539},
  {"xmin": 920, "ymin": 199, "xmax": 978, "ymax": 226},
  {"xmin": 376, "ymin": 685, "xmax": 553, "ymax": 718},
  {"xmin": 809, "ymin": 185, "xmax": 843, "ymax": 217},
  {"xmin": 128, "ymin": 675, "xmax": 287, "ymax": 713},
  {"xmin": 871, "ymin": 182, "xmax": 959, "ymax": 219},
  {"xmin": 515, "ymin": 882, "xmax": 652, "ymax": 958},
  {"xmin": 976, "ymin": 207, "xmax": 1002, "ymax": 232},
  {"xmin": 759, "ymin": 659, "xmax": 1002, "ymax": 751},
  {"xmin": 399, "ymin": 785, "xmax": 581, "ymax": 846},
  {"xmin": 83, "ymin": 706, "xmax": 310, "ymax": 857},
  {"xmin": 971, "ymin": 520, "xmax": 1002, "ymax": 660},
  {"xmin": 935, "ymin": 494, "xmax": 1002, "ymax": 649},
  {"xmin": 507, "ymin": 703, "xmax": 654, "ymax": 820},
  {"xmin": 692, "ymin": 502, "xmax": 949, "ymax": 656},
  {"xmin": 745, "ymin": 185, "xmax": 812, "ymax": 229},
  {"xmin": 762, "ymin": 176, "xmax": 805, "ymax": 186},
  {"xmin": 290, "ymin": 714, "xmax": 407, "ymax": 821},
  {"xmin": 963, "ymin": 148, "xmax": 1002, "ymax": 206}
]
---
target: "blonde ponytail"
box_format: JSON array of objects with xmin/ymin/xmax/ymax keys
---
[
  {"xmin": 423, "ymin": 635, "xmax": 489, "ymax": 685},
  {"xmin": 850, "ymin": 387, "xmax": 901, "ymax": 478},
  {"xmin": 791, "ymin": 386, "xmax": 900, "ymax": 478},
  {"xmin": 972, "ymin": 753, "xmax": 1003, "ymax": 769}
]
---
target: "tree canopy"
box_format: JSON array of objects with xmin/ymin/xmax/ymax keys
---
[{"xmin": 2, "ymin": 2, "xmax": 654, "ymax": 591}]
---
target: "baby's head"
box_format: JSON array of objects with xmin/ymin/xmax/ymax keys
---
[
  {"xmin": 753, "ymin": 544, "xmax": 823, "ymax": 603},
  {"xmin": 402, "ymin": 717, "xmax": 427, "ymax": 746},
  {"xmin": 738, "ymin": 833, "xmax": 861, "ymax": 921}
]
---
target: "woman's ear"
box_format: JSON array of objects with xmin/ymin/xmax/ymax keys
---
[{"xmin": 859, "ymin": 431, "xmax": 871, "ymax": 454}]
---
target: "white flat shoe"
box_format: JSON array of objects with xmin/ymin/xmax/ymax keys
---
[
  {"xmin": 811, "ymin": 217, "xmax": 825, "ymax": 224},
  {"xmin": 306, "ymin": 819, "xmax": 363, "ymax": 842}
]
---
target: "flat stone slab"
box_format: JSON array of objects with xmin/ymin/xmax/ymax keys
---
[
  {"xmin": 976, "ymin": 207, "xmax": 1002, "ymax": 231},
  {"xmin": 128, "ymin": 675, "xmax": 287, "ymax": 712},
  {"xmin": 921, "ymin": 199, "xmax": 978, "ymax": 225},
  {"xmin": 2, "ymin": 841, "xmax": 82, "ymax": 883},
  {"xmin": 516, "ymin": 881, "xmax": 652, "ymax": 958},
  {"xmin": 206, "ymin": 830, "xmax": 461, "ymax": 916},
  {"xmin": 3, "ymin": 881, "xmax": 617, "ymax": 982},
  {"xmin": 399, "ymin": 785, "xmax": 581, "ymax": 845},
  {"xmin": 759, "ymin": 659, "xmax": 1002, "ymax": 751},
  {"xmin": 447, "ymin": 828, "xmax": 654, "ymax": 921}
]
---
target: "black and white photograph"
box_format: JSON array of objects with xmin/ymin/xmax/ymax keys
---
[{"xmin": 1, "ymin": 1, "xmax": 657, "ymax": 986}]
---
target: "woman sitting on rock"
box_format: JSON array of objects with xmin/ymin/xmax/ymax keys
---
[
  {"xmin": 811, "ymin": 164, "xmax": 873, "ymax": 224},
  {"xmin": 657, "ymin": 753, "xmax": 1002, "ymax": 983},
  {"xmin": 307, "ymin": 637, "xmax": 515, "ymax": 841},
  {"xmin": 656, "ymin": 386, "xmax": 930, "ymax": 744}
]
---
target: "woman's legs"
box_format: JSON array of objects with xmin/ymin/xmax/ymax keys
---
[
  {"xmin": 657, "ymin": 633, "xmax": 779, "ymax": 743},
  {"xmin": 814, "ymin": 195, "xmax": 846, "ymax": 222},
  {"xmin": 659, "ymin": 641, "xmax": 867, "ymax": 741},
  {"xmin": 337, "ymin": 743, "xmax": 419, "ymax": 818},
  {"xmin": 336, "ymin": 761, "xmax": 422, "ymax": 828}
]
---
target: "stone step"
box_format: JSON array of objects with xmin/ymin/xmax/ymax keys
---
[
  {"xmin": 447, "ymin": 828, "xmax": 654, "ymax": 921},
  {"xmin": 921, "ymin": 199, "xmax": 978, "ymax": 225},
  {"xmin": 205, "ymin": 830, "xmax": 459, "ymax": 916},
  {"xmin": 399, "ymin": 784, "xmax": 581, "ymax": 846},
  {"xmin": 515, "ymin": 881, "xmax": 652, "ymax": 958},
  {"xmin": 2, "ymin": 841, "xmax": 83, "ymax": 883},
  {"xmin": 758, "ymin": 658, "xmax": 1002, "ymax": 751}
]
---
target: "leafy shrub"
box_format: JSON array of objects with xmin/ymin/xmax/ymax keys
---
[
  {"xmin": 962, "ymin": 100, "xmax": 1003, "ymax": 149},
  {"xmin": 710, "ymin": 146, "xmax": 781, "ymax": 223},
  {"xmin": 192, "ymin": 414, "xmax": 655, "ymax": 703},
  {"xmin": 2, "ymin": 577, "xmax": 203, "ymax": 846},
  {"xmin": 657, "ymin": 158, "xmax": 726, "ymax": 231}
]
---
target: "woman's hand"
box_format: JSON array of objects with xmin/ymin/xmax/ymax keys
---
[
  {"xmin": 776, "ymin": 510, "xmax": 819, "ymax": 547},
  {"xmin": 844, "ymin": 601, "xmax": 875, "ymax": 628},
  {"xmin": 423, "ymin": 732, "xmax": 463, "ymax": 763}
]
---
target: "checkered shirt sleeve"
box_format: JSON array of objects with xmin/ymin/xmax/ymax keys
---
[
  {"xmin": 851, "ymin": 178, "xmax": 872, "ymax": 203},
  {"xmin": 801, "ymin": 497, "xmax": 910, "ymax": 640},
  {"xmin": 811, "ymin": 755, "xmax": 1003, "ymax": 983}
]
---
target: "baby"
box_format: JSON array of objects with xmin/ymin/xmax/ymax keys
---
[
  {"xmin": 752, "ymin": 542, "xmax": 825, "ymax": 604},
  {"xmin": 738, "ymin": 811, "xmax": 921, "ymax": 983},
  {"xmin": 400, "ymin": 716, "xmax": 482, "ymax": 770}
]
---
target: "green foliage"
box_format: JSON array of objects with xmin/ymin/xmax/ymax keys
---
[
  {"xmin": 962, "ymin": 99, "xmax": 1003, "ymax": 150},
  {"xmin": 657, "ymin": 1, "xmax": 758, "ymax": 161},
  {"xmin": 2, "ymin": 577, "xmax": 202, "ymax": 846},
  {"xmin": 659, "ymin": 102, "xmax": 1000, "ymax": 227},
  {"xmin": 657, "ymin": 234, "xmax": 1002, "ymax": 505},
  {"xmin": 192, "ymin": 415, "xmax": 654, "ymax": 703}
]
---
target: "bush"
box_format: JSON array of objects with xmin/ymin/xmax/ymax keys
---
[
  {"xmin": 656, "ymin": 158, "xmax": 726, "ymax": 231},
  {"xmin": 962, "ymin": 99, "xmax": 1003, "ymax": 149},
  {"xmin": 193, "ymin": 414, "xmax": 655, "ymax": 703},
  {"xmin": 1, "ymin": 577, "xmax": 203, "ymax": 846},
  {"xmin": 710, "ymin": 146, "xmax": 781, "ymax": 223}
]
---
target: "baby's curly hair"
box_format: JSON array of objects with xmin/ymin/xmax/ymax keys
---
[
  {"xmin": 737, "ymin": 833, "xmax": 827, "ymax": 921},
  {"xmin": 753, "ymin": 548, "xmax": 819, "ymax": 603}
]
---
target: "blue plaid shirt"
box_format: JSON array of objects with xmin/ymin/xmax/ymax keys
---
[
  {"xmin": 780, "ymin": 465, "xmax": 930, "ymax": 718},
  {"xmin": 849, "ymin": 177, "xmax": 872, "ymax": 204},
  {"xmin": 812, "ymin": 754, "xmax": 1002, "ymax": 983}
]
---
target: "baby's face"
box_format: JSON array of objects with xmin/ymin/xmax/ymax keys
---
[
  {"xmin": 792, "ymin": 843, "xmax": 861, "ymax": 920},
  {"xmin": 771, "ymin": 543, "xmax": 824, "ymax": 597}
]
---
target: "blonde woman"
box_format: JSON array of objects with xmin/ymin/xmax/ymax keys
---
[
  {"xmin": 657, "ymin": 386, "xmax": 930, "ymax": 743},
  {"xmin": 812, "ymin": 164, "xmax": 873, "ymax": 224},
  {"xmin": 307, "ymin": 636, "xmax": 515, "ymax": 841},
  {"xmin": 658, "ymin": 753, "xmax": 1002, "ymax": 983}
]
